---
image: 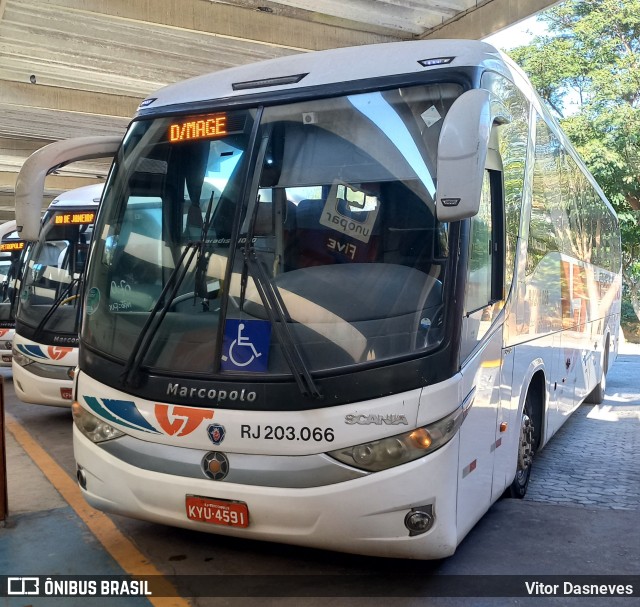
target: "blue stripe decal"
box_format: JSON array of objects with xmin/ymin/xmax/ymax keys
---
[
  {"xmin": 101, "ymin": 398, "xmax": 159, "ymax": 433},
  {"xmin": 16, "ymin": 344, "xmax": 47, "ymax": 359},
  {"xmin": 83, "ymin": 396, "xmax": 159, "ymax": 434}
]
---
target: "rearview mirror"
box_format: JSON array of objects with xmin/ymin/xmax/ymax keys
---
[
  {"xmin": 435, "ymin": 89, "xmax": 509, "ymax": 222},
  {"xmin": 15, "ymin": 136, "xmax": 121, "ymax": 241}
]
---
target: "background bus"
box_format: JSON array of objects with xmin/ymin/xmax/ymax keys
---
[
  {"xmin": 16, "ymin": 39, "xmax": 621, "ymax": 559},
  {"xmin": 12, "ymin": 183, "xmax": 103, "ymax": 406},
  {"xmin": 0, "ymin": 220, "xmax": 26, "ymax": 365}
]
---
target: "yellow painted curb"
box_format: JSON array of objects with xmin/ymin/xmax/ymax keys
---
[{"xmin": 6, "ymin": 412, "xmax": 191, "ymax": 607}]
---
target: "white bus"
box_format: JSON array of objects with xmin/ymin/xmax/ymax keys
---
[
  {"xmin": 12, "ymin": 183, "xmax": 104, "ymax": 406},
  {"xmin": 0, "ymin": 220, "xmax": 26, "ymax": 365},
  {"xmin": 16, "ymin": 39, "xmax": 621, "ymax": 559}
]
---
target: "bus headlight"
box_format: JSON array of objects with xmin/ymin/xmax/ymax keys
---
[
  {"xmin": 72, "ymin": 401, "xmax": 125, "ymax": 443},
  {"xmin": 13, "ymin": 348, "xmax": 76, "ymax": 380},
  {"xmin": 12, "ymin": 348, "xmax": 33, "ymax": 368},
  {"xmin": 327, "ymin": 405, "xmax": 465, "ymax": 472}
]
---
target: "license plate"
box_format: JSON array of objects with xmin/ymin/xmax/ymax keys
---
[
  {"xmin": 185, "ymin": 495, "xmax": 249, "ymax": 528},
  {"xmin": 1, "ymin": 355, "xmax": 10, "ymax": 362}
]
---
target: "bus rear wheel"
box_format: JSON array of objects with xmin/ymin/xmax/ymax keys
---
[
  {"xmin": 585, "ymin": 341, "xmax": 609, "ymax": 405},
  {"xmin": 508, "ymin": 392, "xmax": 535, "ymax": 499}
]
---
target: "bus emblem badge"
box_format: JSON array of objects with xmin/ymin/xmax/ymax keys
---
[
  {"xmin": 202, "ymin": 452, "xmax": 230, "ymax": 481},
  {"xmin": 207, "ymin": 423, "xmax": 226, "ymax": 445}
]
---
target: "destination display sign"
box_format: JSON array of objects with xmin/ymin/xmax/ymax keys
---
[
  {"xmin": 169, "ymin": 114, "xmax": 228, "ymax": 142},
  {"xmin": 53, "ymin": 210, "xmax": 96, "ymax": 225},
  {"xmin": 0, "ymin": 241, "xmax": 25, "ymax": 251}
]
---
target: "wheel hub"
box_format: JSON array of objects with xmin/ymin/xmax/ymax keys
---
[{"xmin": 517, "ymin": 413, "xmax": 534, "ymax": 470}]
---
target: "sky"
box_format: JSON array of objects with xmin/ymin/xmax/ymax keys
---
[
  {"xmin": 482, "ymin": 13, "xmax": 549, "ymax": 51},
  {"xmin": 482, "ymin": 12, "xmax": 585, "ymax": 116}
]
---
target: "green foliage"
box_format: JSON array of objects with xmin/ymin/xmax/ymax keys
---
[
  {"xmin": 621, "ymin": 297, "xmax": 637, "ymax": 323},
  {"xmin": 507, "ymin": 0, "xmax": 640, "ymax": 319}
]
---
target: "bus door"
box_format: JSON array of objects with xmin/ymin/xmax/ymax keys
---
[
  {"xmin": 456, "ymin": 170, "xmax": 504, "ymax": 535},
  {"xmin": 491, "ymin": 344, "xmax": 514, "ymax": 500}
]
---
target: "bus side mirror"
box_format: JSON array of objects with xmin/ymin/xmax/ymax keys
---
[
  {"xmin": 15, "ymin": 136, "xmax": 121, "ymax": 241},
  {"xmin": 435, "ymin": 89, "xmax": 509, "ymax": 222}
]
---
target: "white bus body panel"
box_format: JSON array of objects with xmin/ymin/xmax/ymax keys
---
[{"xmin": 12, "ymin": 334, "xmax": 76, "ymax": 406}]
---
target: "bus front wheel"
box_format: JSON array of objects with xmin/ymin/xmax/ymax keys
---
[{"xmin": 508, "ymin": 391, "xmax": 535, "ymax": 499}]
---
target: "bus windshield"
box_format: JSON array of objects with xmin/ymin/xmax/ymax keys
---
[
  {"xmin": 83, "ymin": 83, "xmax": 460, "ymax": 378},
  {"xmin": 0, "ymin": 232, "xmax": 25, "ymax": 324},
  {"xmin": 19, "ymin": 209, "xmax": 95, "ymax": 337}
]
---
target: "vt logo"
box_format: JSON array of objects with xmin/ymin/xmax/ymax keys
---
[
  {"xmin": 48, "ymin": 346, "xmax": 73, "ymax": 360},
  {"xmin": 155, "ymin": 404, "xmax": 214, "ymax": 436}
]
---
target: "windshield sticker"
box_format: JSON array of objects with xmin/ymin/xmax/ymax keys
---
[
  {"xmin": 319, "ymin": 183, "xmax": 379, "ymax": 244},
  {"xmin": 327, "ymin": 237, "xmax": 357, "ymax": 260},
  {"xmin": 85, "ymin": 287, "xmax": 100, "ymax": 315},
  {"xmin": 421, "ymin": 105, "xmax": 442, "ymax": 128},
  {"xmin": 154, "ymin": 404, "xmax": 214, "ymax": 437},
  {"xmin": 221, "ymin": 319, "xmax": 271, "ymax": 372}
]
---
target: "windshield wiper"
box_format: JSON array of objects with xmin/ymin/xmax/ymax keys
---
[
  {"xmin": 242, "ymin": 246, "xmax": 322, "ymax": 400},
  {"xmin": 238, "ymin": 196, "xmax": 321, "ymax": 400},
  {"xmin": 121, "ymin": 194, "xmax": 216, "ymax": 388},
  {"xmin": 33, "ymin": 275, "xmax": 81, "ymax": 341}
]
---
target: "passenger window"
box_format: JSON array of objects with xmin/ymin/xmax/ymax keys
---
[{"xmin": 465, "ymin": 173, "xmax": 493, "ymax": 313}]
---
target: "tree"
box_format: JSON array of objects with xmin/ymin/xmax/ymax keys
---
[{"xmin": 508, "ymin": 0, "xmax": 640, "ymax": 319}]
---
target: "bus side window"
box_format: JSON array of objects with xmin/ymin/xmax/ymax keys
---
[
  {"xmin": 461, "ymin": 167, "xmax": 505, "ymax": 358},
  {"xmin": 465, "ymin": 172, "xmax": 494, "ymax": 314}
]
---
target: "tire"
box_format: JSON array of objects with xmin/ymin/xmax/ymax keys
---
[
  {"xmin": 507, "ymin": 390, "xmax": 535, "ymax": 499},
  {"xmin": 584, "ymin": 343, "xmax": 609, "ymax": 405}
]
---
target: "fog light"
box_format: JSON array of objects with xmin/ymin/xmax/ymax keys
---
[
  {"xmin": 76, "ymin": 465, "xmax": 87, "ymax": 490},
  {"xmin": 404, "ymin": 506, "xmax": 434, "ymax": 536}
]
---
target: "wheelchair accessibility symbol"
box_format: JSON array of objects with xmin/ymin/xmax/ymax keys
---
[{"xmin": 221, "ymin": 319, "xmax": 271, "ymax": 372}]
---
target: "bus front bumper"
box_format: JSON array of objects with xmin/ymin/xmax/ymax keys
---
[
  {"xmin": 12, "ymin": 361, "xmax": 74, "ymax": 406},
  {"xmin": 74, "ymin": 426, "xmax": 460, "ymax": 560},
  {"xmin": 0, "ymin": 330, "xmax": 14, "ymax": 366}
]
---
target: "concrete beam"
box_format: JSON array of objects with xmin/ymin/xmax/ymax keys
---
[
  {"xmin": 36, "ymin": 0, "xmax": 401, "ymax": 51},
  {"xmin": 0, "ymin": 171, "xmax": 105, "ymax": 220},
  {"xmin": 0, "ymin": 80, "xmax": 139, "ymax": 118},
  {"xmin": 1, "ymin": 171, "xmax": 105, "ymax": 192},
  {"xmin": 422, "ymin": 0, "xmax": 561, "ymax": 40}
]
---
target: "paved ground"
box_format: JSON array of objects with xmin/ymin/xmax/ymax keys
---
[{"xmin": 524, "ymin": 342, "xmax": 640, "ymax": 511}]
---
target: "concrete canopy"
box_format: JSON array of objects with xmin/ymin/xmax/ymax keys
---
[{"xmin": 0, "ymin": 0, "xmax": 559, "ymax": 219}]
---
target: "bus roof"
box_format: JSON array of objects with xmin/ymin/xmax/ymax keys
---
[
  {"xmin": 136, "ymin": 39, "xmax": 507, "ymax": 114},
  {"xmin": 49, "ymin": 183, "xmax": 104, "ymax": 210}
]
